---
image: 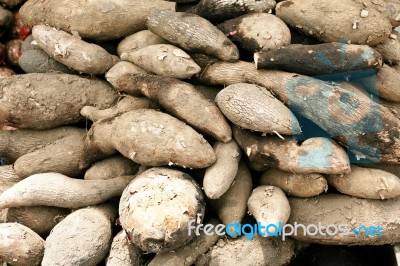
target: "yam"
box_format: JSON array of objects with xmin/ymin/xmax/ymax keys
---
[
  {"xmin": 119, "ymin": 168, "xmax": 205, "ymax": 252},
  {"xmin": 0, "ymin": 126, "xmax": 84, "ymax": 161},
  {"xmin": 207, "ymin": 236, "xmax": 295, "ymax": 266},
  {"xmin": 260, "ymin": 168, "xmax": 328, "ymax": 197},
  {"xmin": 275, "ymin": 0, "xmax": 392, "ymax": 46},
  {"xmin": 248, "ymin": 185, "xmax": 291, "ymax": 232},
  {"xmin": 327, "ymin": 165, "xmax": 400, "ymax": 199},
  {"xmin": 374, "ymin": 31, "xmax": 400, "ymax": 65},
  {"xmin": 216, "ymin": 83, "xmax": 301, "ymax": 135},
  {"xmin": 42, "ymin": 202, "xmax": 117, "ymax": 266},
  {"xmin": 288, "ymin": 194, "xmax": 400, "ymax": 245},
  {"xmin": 254, "ymin": 43, "xmax": 383, "ymax": 76},
  {"xmin": 32, "ymin": 25, "xmax": 119, "ymax": 75},
  {"xmin": 121, "ymin": 44, "xmax": 200, "ymax": 79},
  {"xmin": 20, "ymin": 0, "xmax": 176, "ymax": 41},
  {"xmin": 19, "ymin": 35, "xmax": 75, "ymax": 74},
  {"xmin": 147, "ymin": 10, "xmax": 239, "ymax": 62},
  {"xmin": 81, "ymin": 109, "xmax": 216, "ymax": 169},
  {"xmin": 110, "ymin": 74, "xmax": 232, "ymax": 142},
  {"xmin": 105, "ymin": 61, "xmax": 147, "ymax": 93},
  {"xmin": 105, "ymin": 230, "xmax": 143, "ymax": 266},
  {"xmin": 84, "ymin": 156, "xmax": 139, "ymax": 180},
  {"xmin": 0, "ymin": 173, "xmax": 135, "ymax": 209},
  {"xmin": 81, "ymin": 95, "xmax": 158, "ymax": 122},
  {"xmin": 208, "ymin": 161, "xmax": 252, "ymax": 226},
  {"xmin": 13, "ymin": 133, "xmax": 85, "ymax": 178},
  {"xmin": 186, "ymin": 0, "xmax": 276, "ymax": 23},
  {"xmin": 203, "ymin": 140, "xmax": 241, "ymax": 199},
  {"xmin": 148, "ymin": 219, "xmax": 221, "ymax": 266},
  {"xmin": 218, "ymin": 13, "xmax": 291, "ymax": 52},
  {"xmin": 6, "ymin": 206, "xmax": 70, "ymax": 237},
  {"xmin": 117, "ymin": 30, "xmax": 168, "ymax": 57},
  {"xmin": 0, "ymin": 73, "xmax": 119, "ymax": 129},
  {"xmin": 233, "ymin": 126, "xmax": 350, "ymax": 174},
  {"xmin": 199, "ymin": 60, "xmax": 400, "ymax": 164},
  {"xmin": 0, "ymin": 223, "xmax": 44, "ymax": 266}
]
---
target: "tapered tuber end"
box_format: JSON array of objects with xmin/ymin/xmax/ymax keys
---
[{"xmin": 120, "ymin": 53, "xmax": 129, "ymax": 61}]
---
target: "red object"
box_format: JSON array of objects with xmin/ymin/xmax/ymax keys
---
[{"xmin": 9, "ymin": 11, "xmax": 30, "ymax": 40}]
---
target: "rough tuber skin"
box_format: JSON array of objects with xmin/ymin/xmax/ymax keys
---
[
  {"xmin": 105, "ymin": 230, "xmax": 143, "ymax": 266},
  {"xmin": 84, "ymin": 156, "xmax": 139, "ymax": 180},
  {"xmin": 0, "ymin": 173, "xmax": 136, "ymax": 209},
  {"xmin": 117, "ymin": 30, "xmax": 169, "ymax": 57},
  {"xmin": 208, "ymin": 161, "xmax": 252, "ymax": 226},
  {"xmin": 0, "ymin": 73, "xmax": 119, "ymax": 129},
  {"xmin": 0, "ymin": 223, "xmax": 45, "ymax": 266},
  {"xmin": 203, "ymin": 140, "xmax": 241, "ymax": 199},
  {"xmin": 327, "ymin": 165, "xmax": 400, "ymax": 199},
  {"xmin": 32, "ymin": 25, "xmax": 120, "ymax": 75},
  {"xmin": 81, "ymin": 109, "xmax": 216, "ymax": 169},
  {"xmin": 13, "ymin": 132, "xmax": 86, "ymax": 178},
  {"xmin": 148, "ymin": 219, "xmax": 221, "ymax": 266},
  {"xmin": 199, "ymin": 60, "xmax": 400, "ymax": 164},
  {"xmin": 288, "ymin": 194, "xmax": 400, "ymax": 245},
  {"xmin": 0, "ymin": 127, "xmax": 83, "ymax": 162},
  {"xmin": 186, "ymin": 0, "xmax": 276, "ymax": 23},
  {"xmin": 260, "ymin": 168, "xmax": 328, "ymax": 197},
  {"xmin": 233, "ymin": 126, "xmax": 350, "ymax": 174},
  {"xmin": 147, "ymin": 10, "xmax": 239, "ymax": 62},
  {"xmin": 216, "ymin": 83, "xmax": 301, "ymax": 135},
  {"xmin": 42, "ymin": 202, "xmax": 118, "ymax": 266},
  {"xmin": 119, "ymin": 167, "xmax": 205, "ymax": 253},
  {"xmin": 6, "ymin": 206, "xmax": 70, "ymax": 237},
  {"xmin": 111, "ymin": 73, "xmax": 232, "ymax": 142}
]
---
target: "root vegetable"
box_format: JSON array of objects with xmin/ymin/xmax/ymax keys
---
[
  {"xmin": 0, "ymin": 223, "xmax": 44, "ymax": 266},
  {"xmin": 0, "ymin": 73, "xmax": 119, "ymax": 129},
  {"xmin": 327, "ymin": 165, "xmax": 400, "ymax": 199},
  {"xmin": 81, "ymin": 109, "xmax": 216, "ymax": 169},
  {"xmin": 0, "ymin": 173, "xmax": 135, "ymax": 209},
  {"xmin": 105, "ymin": 61, "xmax": 147, "ymax": 93},
  {"xmin": 6, "ymin": 206, "xmax": 70, "ymax": 237},
  {"xmin": 148, "ymin": 219, "xmax": 221, "ymax": 266},
  {"xmin": 20, "ymin": 0, "xmax": 175, "ymax": 41},
  {"xmin": 218, "ymin": 13, "xmax": 291, "ymax": 52},
  {"xmin": 106, "ymin": 230, "xmax": 143, "ymax": 266},
  {"xmin": 203, "ymin": 140, "xmax": 241, "ymax": 199},
  {"xmin": 208, "ymin": 161, "xmax": 252, "ymax": 226},
  {"xmin": 0, "ymin": 67, "xmax": 15, "ymax": 78},
  {"xmin": 248, "ymin": 185, "xmax": 291, "ymax": 232},
  {"xmin": 374, "ymin": 31, "xmax": 400, "ymax": 65},
  {"xmin": 288, "ymin": 194, "xmax": 400, "ymax": 245},
  {"xmin": 119, "ymin": 167, "xmax": 205, "ymax": 252},
  {"xmin": 80, "ymin": 95, "xmax": 158, "ymax": 122},
  {"xmin": 84, "ymin": 156, "xmax": 139, "ymax": 180},
  {"xmin": 42, "ymin": 202, "xmax": 117, "ymax": 266},
  {"xmin": 357, "ymin": 0, "xmax": 400, "ymax": 27},
  {"xmin": 13, "ymin": 133, "xmax": 85, "ymax": 178},
  {"xmin": 233, "ymin": 126, "xmax": 350, "ymax": 174},
  {"xmin": 186, "ymin": 0, "xmax": 276, "ymax": 23},
  {"xmin": 216, "ymin": 83, "xmax": 301, "ymax": 135},
  {"xmin": 117, "ymin": 30, "xmax": 168, "ymax": 57},
  {"xmin": 254, "ymin": 43, "xmax": 383, "ymax": 76},
  {"xmin": 111, "ymin": 74, "xmax": 232, "ymax": 142},
  {"xmin": 0, "ymin": 127, "xmax": 84, "ymax": 162},
  {"xmin": 121, "ymin": 44, "xmax": 200, "ymax": 79},
  {"xmin": 5, "ymin": 39, "xmax": 22, "ymax": 67},
  {"xmin": 199, "ymin": 60, "xmax": 400, "ymax": 164},
  {"xmin": 276, "ymin": 0, "xmax": 392, "ymax": 46},
  {"xmin": 147, "ymin": 10, "xmax": 239, "ymax": 62},
  {"xmin": 260, "ymin": 168, "xmax": 328, "ymax": 197},
  {"xmin": 207, "ymin": 236, "xmax": 295, "ymax": 266},
  {"xmin": 19, "ymin": 35, "xmax": 75, "ymax": 74},
  {"xmin": 32, "ymin": 25, "xmax": 119, "ymax": 75}
]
